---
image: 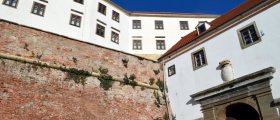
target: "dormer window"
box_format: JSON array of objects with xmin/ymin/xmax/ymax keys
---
[
  {"xmin": 198, "ymin": 24, "xmax": 206, "ymax": 33},
  {"xmin": 196, "ymin": 21, "xmax": 210, "ymax": 34}
]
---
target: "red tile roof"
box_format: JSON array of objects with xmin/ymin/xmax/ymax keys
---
[{"xmin": 159, "ymin": 0, "xmax": 264, "ymax": 60}]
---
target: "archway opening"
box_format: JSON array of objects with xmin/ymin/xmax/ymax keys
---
[{"xmin": 226, "ymin": 103, "xmax": 260, "ymax": 120}]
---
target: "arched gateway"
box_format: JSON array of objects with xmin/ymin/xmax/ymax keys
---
[
  {"xmin": 190, "ymin": 67, "xmax": 279, "ymax": 120},
  {"xmin": 226, "ymin": 103, "xmax": 260, "ymax": 120}
]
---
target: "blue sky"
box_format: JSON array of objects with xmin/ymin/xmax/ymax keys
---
[{"xmin": 111, "ymin": 0, "xmax": 246, "ymax": 15}]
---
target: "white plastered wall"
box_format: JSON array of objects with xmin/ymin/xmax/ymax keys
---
[{"xmin": 164, "ymin": 3, "xmax": 280, "ymax": 120}]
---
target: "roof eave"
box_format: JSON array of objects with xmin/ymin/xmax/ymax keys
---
[{"xmin": 159, "ymin": 0, "xmax": 270, "ymax": 61}]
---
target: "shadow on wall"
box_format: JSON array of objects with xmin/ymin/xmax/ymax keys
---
[{"xmin": 186, "ymin": 98, "xmax": 199, "ymax": 106}]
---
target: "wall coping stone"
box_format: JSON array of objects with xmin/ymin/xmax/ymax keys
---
[
  {"xmin": 0, "ymin": 19, "xmax": 157, "ymax": 62},
  {"xmin": 191, "ymin": 67, "xmax": 276, "ymax": 101}
]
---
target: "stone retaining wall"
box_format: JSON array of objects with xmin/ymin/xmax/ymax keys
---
[{"xmin": 0, "ymin": 20, "xmax": 167, "ymax": 120}]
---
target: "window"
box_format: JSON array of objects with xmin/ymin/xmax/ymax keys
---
[
  {"xmin": 98, "ymin": 3, "xmax": 106, "ymax": 15},
  {"xmin": 31, "ymin": 2, "xmax": 46, "ymax": 16},
  {"xmin": 133, "ymin": 40, "xmax": 142, "ymax": 50},
  {"xmin": 2, "ymin": 0, "xmax": 18, "ymax": 8},
  {"xmin": 112, "ymin": 10, "xmax": 119, "ymax": 22},
  {"xmin": 111, "ymin": 31, "xmax": 119, "ymax": 44},
  {"xmin": 168, "ymin": 65, "xmax": 176, "ymax": 77},
  {"xmin": 198, "ymin": 24, "xmax": 206, "ymax": 33},
  {"xmin": 74, "ymin": 0, "xmax": 83, "ymax": 4},
  {"xmin": 191, "ymin": 48, "xmax": 207, "ymax": 70},
  {"xmin": 180, "ymin": 21, "xmax": 189, "ymax": 30},
  {"xmin": 96, "ymin": 24, "xmax": 105, "ymax": 37},
  {"xmin": 132, "ymin": 20, "xmax": 141, "ymax": 29},
  {"xmin": 155, "ymin": 20, "xmax": 164, "ymax": 29},
  {"xmin": 69, "ymin": 14, "xmax": 81, "ymax": 27},
  {"xmin": 238, "ymin": 22, "xmax": 261, "ymax": 49},
  {"xmin": 156, "ymin": 40, "xmax": 165, "ymax": 50}
]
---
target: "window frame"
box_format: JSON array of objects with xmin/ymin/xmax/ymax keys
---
[
  {"xmin": 237, "ymin": 22, "xmax": 261, "ymax": 49},
  {"xmin": 191, "ymin": 48, "xmax": 208, "ymax": 70},
  {"xmin": 111, "ymin": 31, "xmax": 119, "ymax": 44},
  {"xmin": 112, "ymin": 10, "xmax": 120, "ymax": 22},
  {"xmin": 155, "ymin": 20, "xmax": 164, "ymax": 30},
  {"xmin": 96, "ymin": 24, "xmax": 105, "ymax": 37},
  {"xmin": 168, "ymin": 65, "xmax": 176, "ymax": 77},
  {"xmin": 180, "ymin": 21, "xmax": 189, "ymax": 30},
  {"xmin": 69, "ymin": 14, "xmax": 82, "ymax": 27},
  {"xmin": 98, "ymin": 3, "xmax": 106, "ymax": 15},
  {"xmin": 74, "ymin": 0, "xmax": 83, "ymax": 4},
  {"xmin": 2, "ymin": 0, "xmax": 18, "ymax": 8},
  {"xmin": 132, "ymin": 20, "xmax": 141, "ymax": 29},
  {"xmin": 132, "ymin": 40, "xmax": 142, "ymax": 50},
  {"xmin": 31, "ymin": 2, "xmax": 46, "ymax": 17},
  {"xmin": 156, "ymin": 40, "xmax": 166, "ymax": 50}
]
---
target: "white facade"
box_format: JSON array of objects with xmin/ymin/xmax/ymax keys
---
[
  {"xmin": 0, "ymin": 0, "xmax": 216, "ymax": 58},
  {"xmin": 162, "ymin": 1, "xmax": 280, "ymax": 120},
  {"xmin": 128, "ymin": 15, "xmax": 214, "ymax": 55}
]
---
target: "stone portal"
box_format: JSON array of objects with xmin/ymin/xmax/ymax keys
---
[{"xmin": 191, "ymin": 67, "xmax": 279, "ymax": 120}]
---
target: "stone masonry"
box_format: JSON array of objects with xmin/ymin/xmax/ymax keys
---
[{"xmin": 0, "ymin": 20, "xmax": 167, "ymax": 120}]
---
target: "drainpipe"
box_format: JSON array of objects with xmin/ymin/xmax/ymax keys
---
[{"xmin": 252, "ymin": 95, "xmax": 263, "ymax": 120}]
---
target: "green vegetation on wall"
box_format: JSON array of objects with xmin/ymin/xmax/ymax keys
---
[
  {"xmin": 122, "ymin": 73, "xmax": 137, "ymax": 88},
  {"xmin": 98, "ymin": 67, "xmax": 113, "ymax": 90},
  {"xmin": 64, "ymin": 68, "xmax": 91, "ymax": 86}
]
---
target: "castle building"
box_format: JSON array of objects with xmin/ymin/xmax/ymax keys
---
[
  {"xmin": 3, "ymin": 0, "xmax": 280, "ymax": 120},
  {"xmin": 0, "ymin": 0, "xmax": 217, "ymax": 60},
  {"xmin": 159, "ymin": 0, "xmax": 280, "ymax": 119}
]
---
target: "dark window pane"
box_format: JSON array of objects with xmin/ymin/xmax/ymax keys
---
[
  {"xmin": 240, "ymin": 24, "xmax": 260, "ymax": 47},
  {"xmin": 98, "ymin": 3, "xmax": 106, "ymax": 15},
  {"xmin": 112, "ymin": 11, "xmax": 120, "ymax": 22},
  {"xmin": 3, "ymin": 0, "xmax": 18, "ymax": 8},
  {"xmin": 198, "ymin": 25, "xmax": 206, "ymax": 33},
  {"xmin": 70, "ymin": 14, "xmax": 82, "ymax": 27},
  {"xmin": 156, "ymin": 40, "xmax": 165, "ymax": 50},
  {"xmin": 192, "ymin": 49, "xmax": 207, "ymax": 69},
  {"xmin": 155, "ymin": 20, "xmax": 164, "ymax": 30},
  {"xmin": 96, "ymin": 24, "xmax": 105, "ymax": 37},
  {"xmin": 180, "ymin": 21, "xmax": 189, "ymax": 30},
  {"xmin": 111, "ymin": 31, "xmax": 119, "ymax": 44},
  {"xmin": 168, "ymin": 65, "xmax": 176, "ymax": 76},
  {"xmin": 133, "ymin": 20, "xmax": 141, "ymax": 29},
  {"xmin": 31, "ymin": 2, "xmax": 46, "ymax": 16},
  {"xmin": 133, "ymin": 40, "xmax": 142, "ymax": 50}
]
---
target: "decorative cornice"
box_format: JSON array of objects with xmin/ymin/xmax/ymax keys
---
[{"xmin": 191, "ymin": 67, "xmax": 275, "ymax": 102}]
